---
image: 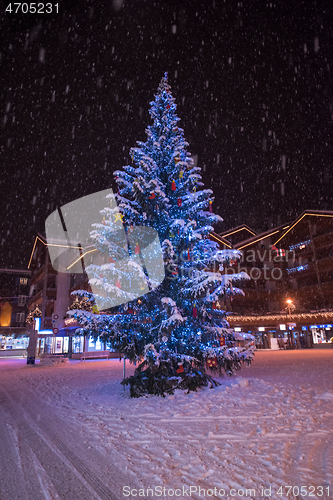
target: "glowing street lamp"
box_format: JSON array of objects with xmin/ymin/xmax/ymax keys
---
[{"xmin": 286, "ymin": 299, "xmax": 293, "ymax": 315}]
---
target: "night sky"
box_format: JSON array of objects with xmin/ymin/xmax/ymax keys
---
[{"xmin": 1, "ymin": 0, "xmax": 333, "ymax": 269}]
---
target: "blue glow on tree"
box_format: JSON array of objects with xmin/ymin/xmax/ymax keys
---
[{"xmin": 70, "ymin": 74, "xmax": 254, "ymax": 396}]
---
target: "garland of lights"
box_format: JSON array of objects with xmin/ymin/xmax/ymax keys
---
[{"xmin": 228, "ymin": 311, "xmax": 333, "ymax": 323}]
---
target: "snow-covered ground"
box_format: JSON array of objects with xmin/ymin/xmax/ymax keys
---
[{"xmin": 1, "ymin": 350, "xmax": 333, "ymax": 500}]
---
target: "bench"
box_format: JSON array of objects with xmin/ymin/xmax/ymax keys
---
[{"xmin": 80, "ymin": 350, "xmax": 110, "ymax": 361}]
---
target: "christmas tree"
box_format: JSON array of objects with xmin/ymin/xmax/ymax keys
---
[{"xmin": 70, "ymin": 73, "xmax": 254, "ymax": 397}]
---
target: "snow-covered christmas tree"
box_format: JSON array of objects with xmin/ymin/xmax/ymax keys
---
[{"xmin": 69, "ymin": 73, "xmax": 254, "ymax": 397}]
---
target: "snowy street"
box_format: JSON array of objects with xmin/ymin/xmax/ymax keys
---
[
  {"xmin": 0, "ymin": 359, "xmax": 137, "ymax": 500},
  {"xmin": 0, "ymin": 350, "xmax": 333, "ymax": 500}
]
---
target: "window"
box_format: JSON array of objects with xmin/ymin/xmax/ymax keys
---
[
  {"xmin": 20, "ymin": 278, "xmax": 28, "ymax": 285},
  {"xmin": 18, "ymin": 295, "xmax": 27, "ymax": 306},
  {"xmin": 16, "ymin": 312, "xmax": 25, "ymax": 323}
]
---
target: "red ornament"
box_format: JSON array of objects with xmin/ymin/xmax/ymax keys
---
[
  {"xmin": 108, "ymin": 256, "xmax": 115, "ymax": 263},
  {"xmin": 149, "ymin": 192, "xmax": 156, "ymax": 200},
  {"xmin": 212, "ymin": 302, "xmax": 216, "ymax": 310},
  {"xmin": 207, "ymin": 357, "xmax": 218, "ymax": 368},
  {"xmin": 115, "ymin": 279, "xmax": 121, "ymax": 289},
  {"xmin": 219, "ymin": 336, "xmax": 226, "ymax": 347},
  {"xmin": 166, "ymin": 104, "xmax": 170, "ymax": 110},
  {"xmin": 175, "ymin": 157, "xmax": 180, "ymax": 164},
  {"xmin": 135, "ymin": 243, "xmax": 140, "ymax": 254},
  {"xmin": 102, "ymin": 217, "xmax": 106, "ymax": 225},
  {"xmin": 171, "ymin": 180, "xmax": 176, "ymax": 191},
  {"xmin": 177, "ymin": 198, "xmax": 182, "ymax": 207},
  {"xmin": 176, "ymin": 364, "xmax": 184, "ymax": 374},
  {"xmin": 193, "ymin": 304, "xmax": 197, "ymax": 318},
  {"xmin": 187, "ymin": 248, "xmax": 190, "ymax": 260}
]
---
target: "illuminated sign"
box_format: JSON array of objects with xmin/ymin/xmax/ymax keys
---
[
  {"xmin": 64, "ymin": 317, "xmax": 79, "ymax": 327},
  {"xmin": 35, "ymin": 317, "xmax": 53, "ymax": 335}
]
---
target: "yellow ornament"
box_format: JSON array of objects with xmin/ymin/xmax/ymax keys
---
[{"xmin": 114, "ymin": 212, "xmax": 124, "ymax": 222}]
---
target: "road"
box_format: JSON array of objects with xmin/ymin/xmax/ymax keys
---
[{"xmin": 0, "ymin": 360, "xmax": 135, "ymax": 500}]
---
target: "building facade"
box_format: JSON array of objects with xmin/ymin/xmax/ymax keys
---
[
  {"xmin": 0, "ymin": 268, "xmax": 31, "ymax": 355},
  {"xmin": 21, "ymin": 209, "xmax": 333, "ymax": 357},
  {"xmin": 218, "ymin": 210, "xmax": 333, "ymax": 349}
]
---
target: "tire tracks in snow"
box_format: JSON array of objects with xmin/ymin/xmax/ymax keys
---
[{"xmin": 0, "ymin": 384, "xmax": 118, "ymax": 500}]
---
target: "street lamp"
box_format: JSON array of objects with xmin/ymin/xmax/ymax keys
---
[{"xmin": 286, "ymin": 299, "xmax": 293, "ymax": 315}]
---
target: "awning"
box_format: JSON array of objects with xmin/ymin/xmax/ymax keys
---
[{"xmin": 56, "ymin": 326, "xmax": 83, "ymax": 337}]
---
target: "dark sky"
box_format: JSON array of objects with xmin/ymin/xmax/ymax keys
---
[{"xmin": 1, "ymin": 0, "xmax": 333, "ymax": 269}]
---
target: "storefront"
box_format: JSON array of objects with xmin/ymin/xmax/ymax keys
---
[
  {"xmin": 36, "ymin": 317, "xmax": 113, "ymax": 357},
  {"xmin": 0, "ymin": 332, "xmax": 29, "ymax": 356},
  {"xmin": 229, "ymin": 315, "xmax": 318, "ymax": 349},
  {"xmin": 39, "ymin": 333, "xmax": 111, "ymax": 357},
  {"xmin": 310, "ymin": 324, "xmax": 333, "ymax": 345}
]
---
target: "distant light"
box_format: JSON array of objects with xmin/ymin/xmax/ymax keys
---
[
  {"xmin": 234, "ymin": 327, "xmax": 241, "ymax": 332},
  {"xmin": 280, "ymin": 324, "xmax": 286, "ymax": 330},
  {"xmin": 258, "ymin": 327, "xmax": 265, "ymax": 331},
  {"xmin": 35, "ymin": 317, "xmax": 41, "ymax": 331}
]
